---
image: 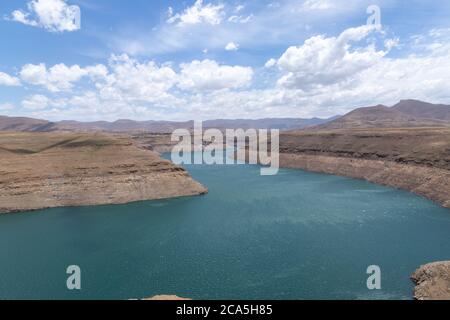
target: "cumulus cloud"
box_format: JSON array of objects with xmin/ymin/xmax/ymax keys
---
[
  {"xmin": 275, "ymin": 25, "xmax": 386, "ymax": 90},
  {"xmin": 20, "ymin": 63, "xmax": 107, "ymax": 92},
  {"xmin": 264, "ymin": 58, "xmax": 277, "ymax": 68},
  {"xmin": 225, "ymin": 42, "xmax": 239, "ymax": 51},
  {"xmin": 14, "ymin": 55, "xmax": 255, "ymax": 120},
  {"xmin": 0, "ymin": 72, "xmax": 21, "ymax": 86},
  {"xmin": 98, "ymin": 54, "xmax": 179, "ymax": 104},
  {"xmin": 8, "ymin": 0, "xmax": 80, "ymax": 33},
  {"xmin": 10, "ymin": 24, "xmax": 450, "ymax": 121},
  {"xmin": 178, "ymin": 59, "xmax": 253, "ymax": 91},
  {"xmin": 22, "ymin": 94, "xmax": 49, "ymax": 110},
  {"xmin": 167, "ymin": 0, "xmax": 225, "ymax": 26}
]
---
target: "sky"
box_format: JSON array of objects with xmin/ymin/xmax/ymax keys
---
[{"xmin": 0, "ymin": 0, "xmax": 450, "ymax": 121}]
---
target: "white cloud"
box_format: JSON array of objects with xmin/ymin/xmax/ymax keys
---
[
  {"xmin": 110, "ymin": 0, "xmax": 368, "ymax": 56},
  {"xmin": 275, "ymin": 25, "xmax": 386, "ymax": 90},
  {"xmin": 0, "ymin": 72, "xmax": 21, "ymax": 86},
  {"xmin": 228, "ymin": 14, "xmax": 253, "ymax": 24},
  {"xmin": 9, "ymin": 10, "xmax": 38, "ymax": 27},
  {"xmin": 20, "ymin": 63, "xmax": 107, "ymax": 92},
  {"xmin": 235, "ymin": 5, "xmax": 245, "ymax": 13},
  {"xmin": 167, "ymin": 0, "xmax": 225, "ymax": 26},
  {"xmin": 13, "ymin": 55, "xmax": 256, "ymax": 120},
  {"xmin": 225, "ymin": 42, "xmax": 239, "ymax": 51},
  {"xmin": 22, "ymin": 94, "xmax": 49, "ymax": 110},
  {"xmin": 301, "ymin": 0, "xmax": 334, "ymax": 11},
  {"xmin": 384, "ymin": 38, "xmax": 400, "ymax": 51},
  {"xmin": 12, "ymin": 24, "xmax": 450, "ymax": 121},
  {"xmin": 98, "ymin": 54, "xmax": 178, "ymax": 104},
  {"xmin": 264, "ymin": 58, "xmax": 277, "ymax": 68},
  {"xmin": 178, "ymin": 59, "xmax": 253, "ymax": 91},
  {"xmin": 411, "ymin": 28, "xmax": 450, "ymax": 56},
  {"xmin": 8, "ymin": 0, "xmax": 80, "ymax": 33}
]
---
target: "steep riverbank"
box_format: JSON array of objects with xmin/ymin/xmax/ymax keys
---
[
  {"xmin": 276, "ymin": 128, "xmax": 450, "ymax": 208},
  {"xmin": 0, "ymin": 132, "xmax": 207, "ymax": 214},
  {"xmin": 278, "ymin": 153, "xmax": 450, "ymax": 208}
]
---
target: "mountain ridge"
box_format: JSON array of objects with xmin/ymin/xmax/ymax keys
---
[
  {"xmin": 0, "ymin": 116, "xmax": 337, "ymax": 133},
  {"xmin": 2, "ymin": 99, "xmax": 450, "ymax": 132},
  {"xmin": 312, "ymin": 99, "xmax": 450, "ymax": 130}
]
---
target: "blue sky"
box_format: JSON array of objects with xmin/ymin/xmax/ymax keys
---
[{"xmin": 0, "ymin": 0, "xmax": 450, "ymax": 121}]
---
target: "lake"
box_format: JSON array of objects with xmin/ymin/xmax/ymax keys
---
[{"xmin": 0, "ymin": 153, "xmax": 449, "ymax": 300}]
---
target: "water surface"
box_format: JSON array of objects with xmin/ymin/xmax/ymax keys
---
[{"xmin": 0, "ymin": 154, "xmax": 449, "ymax": 300}]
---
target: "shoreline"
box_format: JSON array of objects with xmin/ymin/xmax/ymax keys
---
[
  {"xmin": 237, "ymin": 150, "xmax": 450, "ymax": 209},
  {"xmin": 278, "ymin": 153, "xmax": 450, "ymax": 209}
]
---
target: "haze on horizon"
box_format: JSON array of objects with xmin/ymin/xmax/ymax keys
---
[{"xmin": 0, "ymin": 0, "xmax": 450, "ymax": 122}]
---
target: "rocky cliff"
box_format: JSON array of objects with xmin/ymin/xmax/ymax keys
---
[
  {"xmin": 0, "ymin": 132, "xmax": 207, "ymax": 214},
  {"xmin": 411, "ymin": 262, "xmax": 450, "ymax": 300},
  {"xmin": 277, "ymin": 128, "xmax": 450, "ymax": 208},
  {"xmin": 278, "ymin": 153, "xmax": 450, "ymax": 208}
]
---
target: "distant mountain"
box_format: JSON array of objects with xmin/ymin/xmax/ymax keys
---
[
  {"xmin": 3, "ymin": 99, "xmax": 447, "ymax": 132},
  {"xmin": 54, "ymin": 120, "xmax": 195, "ymax": 133},
  {"xmin": 0, "ymin": 116, "xmax": 52, "ymax": 132},
  {"xmin": 392, "ymin": 100, "xmax": 450, "ymax": 121},
  {"xmin": 314, "ymin": 100, "xmax": 450, "ymax": 130},
  {"xmin": 0, "ymin": 116, "xmax": 336, "ymax": 133},
  {"xmin": 202, "ymin": 118, "xmax": 336, "ymax": 131}
]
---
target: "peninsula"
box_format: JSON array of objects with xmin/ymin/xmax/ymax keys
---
[{"xmin": 0, "ymin": 132, "xmax": 207, "ymax": 214}]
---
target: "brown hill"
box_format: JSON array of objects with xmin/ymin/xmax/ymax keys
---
[
  {"xmin": 52, "ymin": 118, "xmax": 334, "ymax": 132},
  {"xmin": 392, "ymin": 99, "xmax": 450, "ymax": 121},
  {"xmin": 0, "ymin": 116, "xmax": 53, "ymax": 132},
  {"xmin": 0, "ymin": 117, "xmax": 335, "ymax": 133},
  {"xmin": 314, "ymin": 100, "xmax": 450, "ymax": 130}
]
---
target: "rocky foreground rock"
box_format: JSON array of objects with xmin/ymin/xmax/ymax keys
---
[
  {"xmin": 411, "ymin": 262, "xmax": 450, "ymax": 300},
  {"xmin": 0, "ymin": 132, "xmax": 207, "ymax": 214}
]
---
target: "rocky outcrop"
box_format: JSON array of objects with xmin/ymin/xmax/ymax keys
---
[
  {"xmin": 411, "ymin": 262, "xmax": 450, "ymax": 300},
  {"xmin": 0, "ymin": 132, "xmax": 207, "ymax": 214}
]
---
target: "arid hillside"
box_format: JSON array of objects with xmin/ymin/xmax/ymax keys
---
[
  {"xmin": 0, "ymin": 116, "xmax": 335, "ymax": 133},
  {"xmin": 0, "ymin": 116, "xmax": 52, "ymax": 132},
  {"xmin": 0, "ymin": 132, "xmax": 207, "ymax": 214},
  {"xmin": 314, "ymin": 100, "xmax": 450, "ymax": 130},
  {"xmin": 280, "ymin": 127, "xmax": 450, "ymax": 170}
]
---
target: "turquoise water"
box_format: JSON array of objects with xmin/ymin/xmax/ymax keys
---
[{"xmin": 0, "ymin": 153, "xmax": 449, "ymax": 300}]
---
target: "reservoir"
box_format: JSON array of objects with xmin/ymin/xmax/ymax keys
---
[{"xmin": 0, "ymin": 153, "xmax": 449, "ymax": 299}]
